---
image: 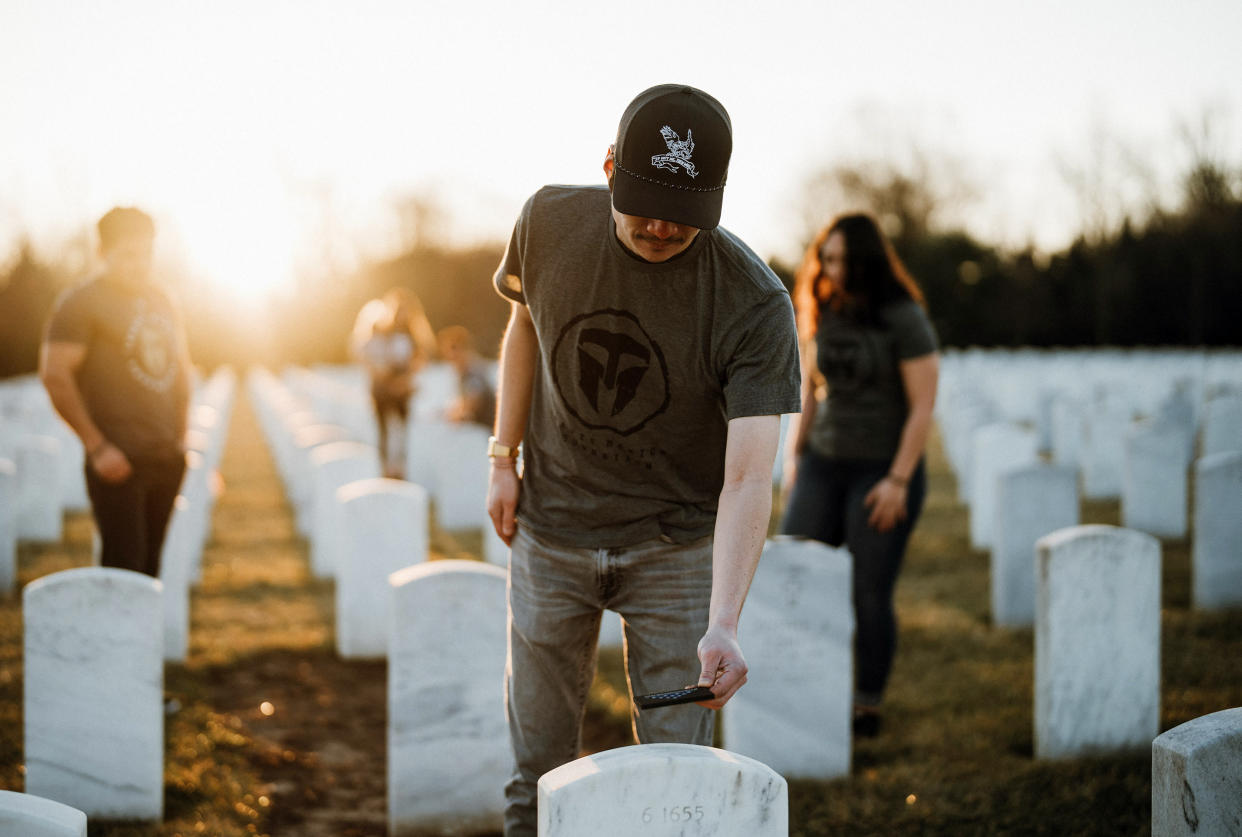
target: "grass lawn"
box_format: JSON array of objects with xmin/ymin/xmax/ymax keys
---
[{"xmin": 1, "ymin": 389, "xmax": 1239, "ymax": 836}]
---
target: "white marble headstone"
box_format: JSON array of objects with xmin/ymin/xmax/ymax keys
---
[
  {"xmin": 946, "ymin": 398, "xmax": 999, "ymax": 503},
  {"xmin": 0, "ymin": 790, "xmax": 87, "ymax": 837},
  {"xmin": 722, "ymin": 537, "xmax": 853, "ymax": 779},
  {"xmin": 158, "ymin": 494, "xmax": 196, "ymax": 662},
  {"xmin": 1035, "ymin": 525, "xmax": 1161, "ymax": 759},
  {"xmin": 309, "ymin": 441, "xmax": 382, "ymax": 578},
  {"xmin": 1192, "ymin": 452, "xmax": 1242, "ymax": 611},
  {"xmin": 337, "ymin": 479, "xmax": 428, "ymax": 659},
  {"xmin": 0, "ymin": 458, "xmax": 17, "ymax": 594},
  {"xmin": 538, "ymin": 743, "xmax": 788, "ymax": 837},
  {"xmin": 992, "ymin": 465, "xmax": 1079, "ymax": 627},
  {"xmin": 24, "ymin": 567, "xmax": 164, "ymax": 819},
  {"xmin": 405, "ymin": 419, "xmax": 450, "ymax": 497},
  {"xmin": 178, "ymin": 450, "xmax": 211, "ymax": 583},
  {"xmin": 597, "ymin": 608, "xmax": 623, "ymax": 652},
  {"xmin": 388, "ymin": 560, "xmax": 509, "ymax": 836},
  {"xmin": 1081, "ymin": 388, "xmax": 1135, "ymax": 499},
  {"xmin": 1122, "ymin": 419, "xmax": 1189, "ymax": 538},
  {"xmin": 1050, "ymin": 394, "xmax": 1086, "ymax": 470},
  {"xmin": 431, "ymin": 424, "xmax": 491, "ymax": 530},
  {"xmin": 16, "ymin": 435, "xmax": 62, "ymax": 542},
  {"xmin": 44, "ymin": 420, "xmax": 89, "ymax": 513},
  {"xmin": 1154, "ymin": 383, "xmax": 1197, "ymax": 465},
  {"xmin": 290, "ymin": 424, "xmax": 352, "ymax": 536},
  {"xmin": 969, "ymin": 423, "xmax": 1040, "ymax": 549},
  {"xmin": 1151, "ymin": 706, "xmax": 1242, "ymax": 837},
  {"xmin": 1200, "ymin": 395, "xmax": 1242, "ymax": 458}
]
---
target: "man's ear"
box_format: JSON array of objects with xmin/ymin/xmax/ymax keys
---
[{"xmin": 603, "ymin": 145, "xmax": 615, "ymax": 187}]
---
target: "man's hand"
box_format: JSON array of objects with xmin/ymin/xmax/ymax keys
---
[
  {"xmin": 863, "ymin": 476, "xmax": 908, "ymax": 533},
  {"xmin": 487, "ymin": 461, "xmax": 520, "ymax": 545},
  {"xmin": 694, "ymin": 623, "xmax": 748, "ymax": 710},
  {"xmin": 90, "ymin": 441, "xmax": 133, "ymax": 484}
]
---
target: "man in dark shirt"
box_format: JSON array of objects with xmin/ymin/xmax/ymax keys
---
[
  {"xmin": 486, "ymin": 85, "xmax": 801, "ymax": 836},
  {"xmin": 40, "ymin": 207, "xmax": 191, "ymax": 577}
]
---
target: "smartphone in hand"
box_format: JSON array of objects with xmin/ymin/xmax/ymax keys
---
[{"xmin": 634, "ymin": 685, "xmax": 717, "ymax": 710}]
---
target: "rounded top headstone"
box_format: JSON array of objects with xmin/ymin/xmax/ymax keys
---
[{"xmin": 390, "ymin": 559, "xmax": 506, "ymax": 589}]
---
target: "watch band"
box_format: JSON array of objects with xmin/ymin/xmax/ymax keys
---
[{"xmin": 488, "ymin": 436, "xmax": 520, "ymax": 459}]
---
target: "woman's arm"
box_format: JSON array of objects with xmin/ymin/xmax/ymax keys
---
[{"xmin": 863, "ymin": 352, "xmax": 939, "ymax": 532}]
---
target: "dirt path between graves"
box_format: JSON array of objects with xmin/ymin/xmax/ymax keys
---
[{"xmin": 183, "ymin": 390, "xmax": 393, "ymax": 836}]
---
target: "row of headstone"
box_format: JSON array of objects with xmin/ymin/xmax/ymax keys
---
[
  {"xmin": 0, "ymin": 368, "xmax": 236, "ymax": 600},
  {"xmin": 383, "ymin": 557, "xmax": 792, "ymax": 835},
  {"xmin": 160, "ymin": 368, "xmax": 237, "ymax": 661},
  {"xmin": 961, "ymin": 389, "xmax": 1235, "ymax": 547},
  {"xmin": 990, "ymin": 452, "xmax": 1242, "ymax": 628},
  {"xmin": 939, "ymin": 348, "xmax": 1242, "ymax": 431},
  {"xmin": 0, "ymin": 375, "xmax": 88, "ymax": 534},
  {"xmin": 937, "ymin": 350, "xmax": 1242, "ymax": 510},
  {"xmin": 247, "ymin": 366, "xmax": 511, "ymax": 570}
]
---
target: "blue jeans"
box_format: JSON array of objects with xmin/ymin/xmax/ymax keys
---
[
  {"xmin": 504, "ymin": 525, "xmax": 715, "ymax": 837},
  {"xmin": 780, "ymin": 452, "xmax": 926, "ymax": 704}
]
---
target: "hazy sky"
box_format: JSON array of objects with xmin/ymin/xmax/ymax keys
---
[{"xmin": 3, "ymin": 0, "xmax": 1240, "ymax": 301}]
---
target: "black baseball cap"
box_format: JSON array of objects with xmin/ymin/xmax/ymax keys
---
[{"xmin": 611, "ymin": 84, "xmax": 732, "ymax": 230}]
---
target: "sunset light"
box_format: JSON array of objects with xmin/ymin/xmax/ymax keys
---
[{"xmin": 1, "ymin": 3, "xmax": 1240, "ymax": 833}]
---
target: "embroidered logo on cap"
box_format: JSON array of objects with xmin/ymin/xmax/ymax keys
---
[{"xmin": 651, "ymin": 126, "xmax": 698, "ymax": 179}]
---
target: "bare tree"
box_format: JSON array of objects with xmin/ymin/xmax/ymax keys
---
[
  {"xmin": 1178, "ymin": 104, "xmax": 1239, "ymax": 213},
  {"xmin": 795, "ymin": 105, "xmax": 977, "ymax": 245}
]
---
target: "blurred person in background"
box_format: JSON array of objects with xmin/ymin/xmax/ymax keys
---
[
  {"xmin": 437, "ymin": 324, "xmax": 496, "ymax": 429},
  {"xmin": 39, "ymin": 206, "xmax": 192, "ymax": 578},
  {"xmin": 351, "ymin": 287, "xmax": 436, "ymax": 479},
  {"xmin": 780, "ymin": 212, "xmax": 939, "ymax": 738}
]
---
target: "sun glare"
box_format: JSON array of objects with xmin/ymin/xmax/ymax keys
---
[{"xmin": 170, "ymin": 200, "xmax": 298, "ymax": 307}]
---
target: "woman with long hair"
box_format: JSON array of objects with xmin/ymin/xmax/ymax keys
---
[
  {"xmin": 352, "ymin": 287, "xmax": 437, "ymax": 479},
  {"xmin": 780, "ymin": 213, "xmax": 939, "ymax": 737}
]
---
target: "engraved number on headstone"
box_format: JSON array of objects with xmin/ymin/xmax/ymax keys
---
[{"xmin": 641, "ymin": 805, "xmax": 706, "ymax": 825}]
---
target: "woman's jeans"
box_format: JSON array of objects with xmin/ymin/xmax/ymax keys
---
[
  {"xmin": 503, "ymin": 525, "xmax": 715, "ymax": 837},
  {"xmin": 780, "ymin": 451, "xmax": 926, "ymax": 705}
]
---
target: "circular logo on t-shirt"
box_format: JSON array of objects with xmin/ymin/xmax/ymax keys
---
[
  {"xmin": 125, "ymin": 299, "xmax": 177, "ymax": 393},
  {"xmin": 817, "ymin": 333, "xmax": 877, "ymax": 393},
  {"xmin": 551, "ymin": 309, "xmax": 670, "ymax": 436}
]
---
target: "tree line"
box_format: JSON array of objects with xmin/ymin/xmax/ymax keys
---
[{"xmin": 2, "ymin": 157, "xmax": 1239, "ymax": 380}]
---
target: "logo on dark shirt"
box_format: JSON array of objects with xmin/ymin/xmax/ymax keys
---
[
  {"xmin": 125, "ymin": 299, "xmax": 178, "ymax": 393},
  {"xmin": 817, "ymin": 334, "xmax": 877, "ymax": 393},
  {"xmin": 552, "ymin": 309, "xmax": 670, "ymax": 436}
]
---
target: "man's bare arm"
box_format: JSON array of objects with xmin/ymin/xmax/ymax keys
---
[
  {"xmin": 40, "ymin": 341, "xmax": 104, "ymax": 453},
  {"xmin": 695, "ymin": 413, "xmax": 782, "ymax": 709},
  {"xmin": 39, "ymin": 340, "xmax": 132, "ymax": 482},
  {"xmin": 486, "ymin": 301, "xmax": 538, "ymax": 545}
]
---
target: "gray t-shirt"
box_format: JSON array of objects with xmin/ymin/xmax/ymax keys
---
[
  {"xmin": 494, "ymin": 185, "xmax": 801, "ymax": 547},
  {"xmin": 45, "ymin": 276, "xmax": 189, "ymax": 461},
  {"xmin": 808, "ymin": 298, "xmax": 938, "ymax": 461}
]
